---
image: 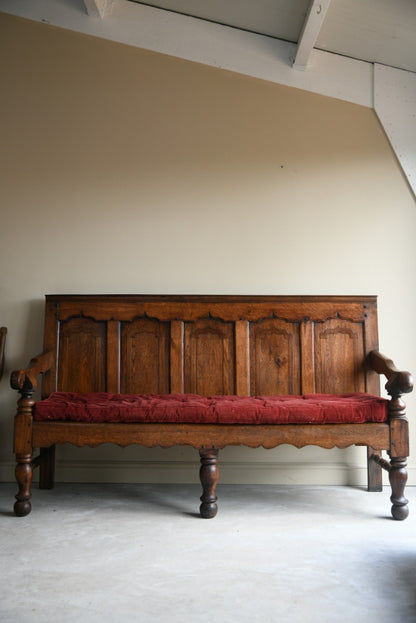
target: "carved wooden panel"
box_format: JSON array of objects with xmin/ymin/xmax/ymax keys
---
[
  {"xmin": 184, "ymin": 319, "xmax": 235, "ymax": 395},
  {"xmin": 120, "ymin": 318, "xmax": 170, "ymax": 394},
  {"xmin": 43, "ymin": 295, "xmax": 379, "ymax": 399},
  {"xmin": 249, "ymin": 318, "xmax": 301, "ymax": 395},
  {"xmin": 58, "ymin": 317, "xmax": 106, "ymax": 393},
  {"xmin": 314, "ymin": 318, "xmax": 365, "ymax": 393}
]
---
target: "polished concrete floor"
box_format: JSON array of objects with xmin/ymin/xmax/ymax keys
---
[{"xmin": 1, "ymin": 483, "xmax": 415, "ymax": 623}]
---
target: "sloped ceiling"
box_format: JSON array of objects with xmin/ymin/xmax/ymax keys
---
[{"xmin": 132, "ymin": 0, "xmax": 416, "ymax": 72}]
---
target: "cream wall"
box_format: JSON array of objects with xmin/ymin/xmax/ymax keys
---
[{"xmin": 0, "ymin": 13, "xmax": 415, "ymax": 486}]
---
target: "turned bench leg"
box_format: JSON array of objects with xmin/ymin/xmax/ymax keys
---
[
  {"xmin": 14, "ymin": 454, "xmax": 33, "ymax": 517},
  {"xmin": 370, "ymin": 453, "xmax": 409, "ymax": 521},
  {"xmin": 199, "ymin": 448, "xmax": 219, "ymax": 518},
  {"xmin": 387, "ymin": 397, "xmax": 409, "ymax": 520},
  {"xmin": 389, "ymin": 457, "xmax": 409, "ymax": 521}
]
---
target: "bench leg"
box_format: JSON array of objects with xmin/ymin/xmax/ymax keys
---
[
  {"xmin": 389, "ymin": 457, "xmax": 409, "ymax": 521},
  {"xmin": 39, "ymin": 445, "xmax": 56, "ymax": 489},
  {"xmin": 367, "ymin": 446, "xmax": 382, "ymax": 492},
  {"xmin": 14, "ymin": 453, "xmax": 33, "ymax": 517},
  {"xmin": 199, "ymin": 448, "xmax": 219, "ymax": 519}
]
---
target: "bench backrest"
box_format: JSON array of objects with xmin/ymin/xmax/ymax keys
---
[{"xmin": 41, "ymin": 295, "xmax": 380, "ymax": 398}]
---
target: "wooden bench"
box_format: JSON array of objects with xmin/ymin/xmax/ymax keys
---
[{"xmin": 11, "ymin": 295, "xmax": 413, "ymax": 519}]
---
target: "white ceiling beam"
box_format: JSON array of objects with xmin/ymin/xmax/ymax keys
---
[
  {"xmin": 83, "ymin": 0, "xmax": 116, "ymax": 19},
  {"xmin": 0, "ymin": 0, "xmax": 372, "ymax": 107},
  {"xmin": 293, "ymin": 0, "xmax": 331, "ymax": 71}
]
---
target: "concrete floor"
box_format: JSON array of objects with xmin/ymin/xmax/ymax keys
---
[{"xmin": 1, "ymin": 483, "xmax": 415, "ymax": 623}]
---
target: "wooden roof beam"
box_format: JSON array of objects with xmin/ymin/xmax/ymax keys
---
[{"xmin": 293, "ymin": 0, "xmax": 331, "ymax": 70}]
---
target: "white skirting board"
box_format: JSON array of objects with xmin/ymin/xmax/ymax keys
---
[{"xmin": 1, "ymin": 459, "xmax": 415, "ymax": 487}]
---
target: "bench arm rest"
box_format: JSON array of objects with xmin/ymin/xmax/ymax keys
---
[
  {"xmin": 368, "ymin": 350, "xmax": 414, "ymax": 396},
  {"xmin": 10, "ymin": 350, "xmax": 54, "ymax": 394}
]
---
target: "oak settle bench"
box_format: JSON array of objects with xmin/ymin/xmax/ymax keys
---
[{"xmin": 11, "ymin": 295, "xmax": 413, "ymax": 519}]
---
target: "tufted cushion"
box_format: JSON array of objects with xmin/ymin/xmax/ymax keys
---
[{"xmin": 33, "ymin": 392, "xmax": 388, "ymax": 425}]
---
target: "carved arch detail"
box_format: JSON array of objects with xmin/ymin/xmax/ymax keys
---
[
  {"xmin": 58, "ymin": 316, "xmax": 107, "ymax": 393},
  {"xmin": 314, "ymin": 319, "xmax": 365, "ymax": 393},
  {"xmin": 184, "ymin": 318, "xmax": 235, "ymax": 395},
  {"xmin": 120, "ymin": 317, "xmax": 170, "ymax": 394},
  {"xmin": 249, "ymin": 318, "xmax": 301, "ymax": 395}
]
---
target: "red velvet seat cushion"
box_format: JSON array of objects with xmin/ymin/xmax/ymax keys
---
[{"xmin": 33, "ymin": 392, "xmax": 388, "ymax": 425}]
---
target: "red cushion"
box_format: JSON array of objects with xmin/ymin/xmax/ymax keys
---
[{"xmin": 33, "ymin": 392, "xmax": 388, "ymax": 425}]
